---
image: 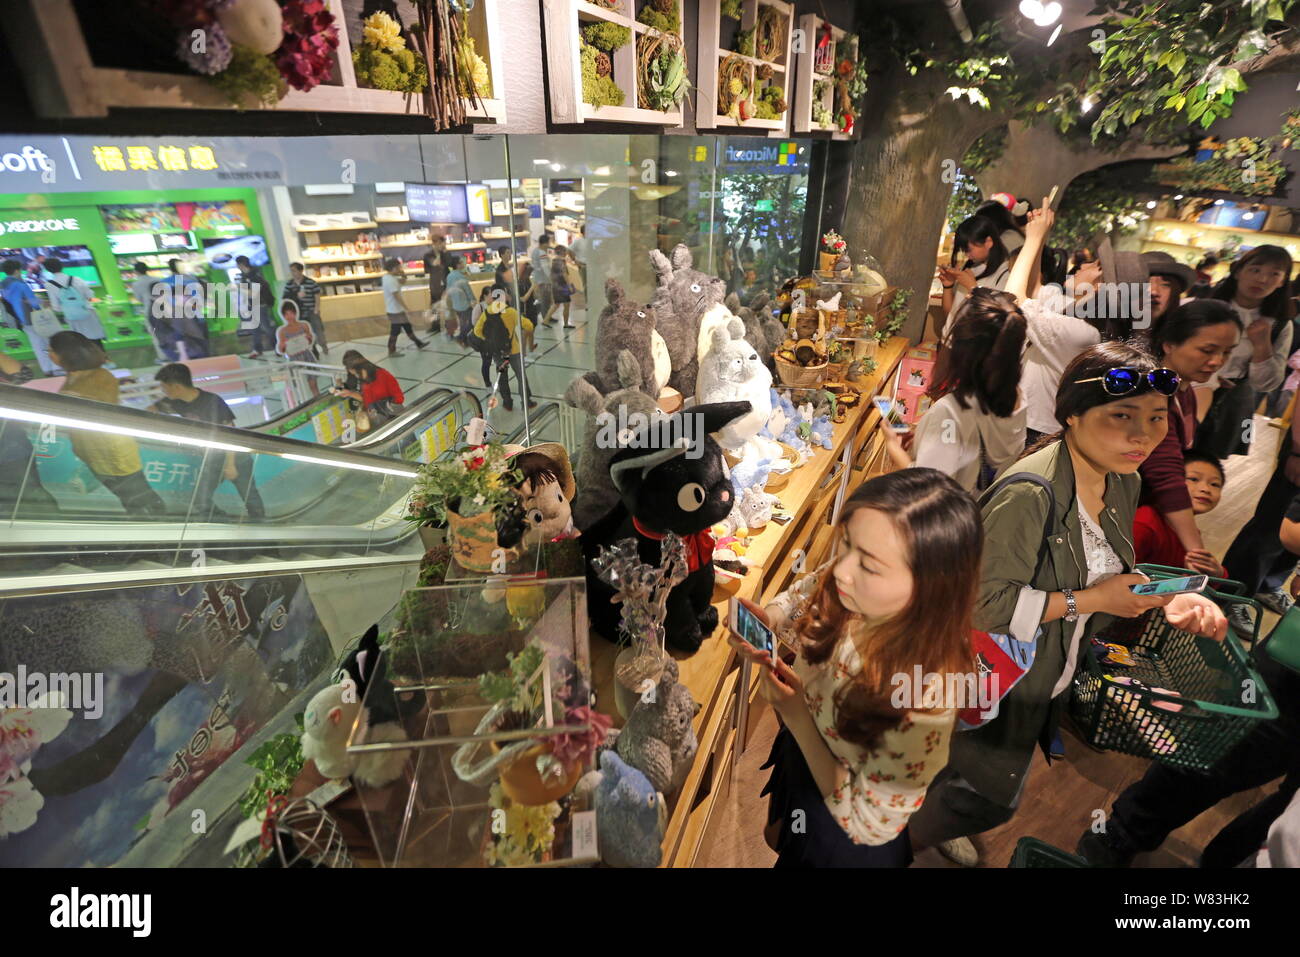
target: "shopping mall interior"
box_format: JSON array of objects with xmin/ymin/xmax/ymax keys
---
[{"xmin": 0, "ymin": 0, "xmax": 1298, "ymax": 898}]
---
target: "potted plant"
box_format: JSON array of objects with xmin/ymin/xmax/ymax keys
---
[
  {"xmin": 406, "ymin": 441, "xmax": 521, "ymax": 571},
  {"xmin": 479, "ymin": 646, "xmax": 608, "ymax": 806},
  {"xmin": 820, "ymin": 229, "xmax": 846, "ymax": 273}
]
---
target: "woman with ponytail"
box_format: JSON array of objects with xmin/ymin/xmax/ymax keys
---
[
  {"xmin": 909, "ymin": 341, "xmax": 1229, "ymax": 867},
  {"xmin": 726, "ymin": 469, "xmax": 983, "ymax": 867},
  {"xmin": 884, "ymin": 287, "xmax": 1028, "ymax": 491},
  {"xmin": 937, "ymin": 215, "xmax": 1012, "ymax": 340},
  {"xmin": 1197, "ymin": 244, "xmax": 1295, "ymax": 457}
]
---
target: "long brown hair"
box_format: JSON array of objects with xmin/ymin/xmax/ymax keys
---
[
  {"xmin": 797, "ymin": 469, "xmax": 981, "ymax": 750},
  {"xmin": 929, "ymin": 287, "xmax": 1026, "ymax": 417}
]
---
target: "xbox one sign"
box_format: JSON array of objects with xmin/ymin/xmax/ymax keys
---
[{"xmin": 0, "ymin": 216, "xmax": 80, "ymax": 236}]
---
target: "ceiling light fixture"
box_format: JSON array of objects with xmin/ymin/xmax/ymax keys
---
[
  {"xmin": 1081, "ymin": 96, "xmax": 1094, "ymax": 113},
  {"xmin": 1047, "ymin": 24, "xmax": 1063, "ymax": 45}
]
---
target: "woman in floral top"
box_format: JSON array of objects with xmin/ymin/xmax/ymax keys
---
[{"xmin": 728, "ymin": 469, "xmax": 984, "ymax": 866}]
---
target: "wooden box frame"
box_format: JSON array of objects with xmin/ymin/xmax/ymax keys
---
[
  {"xmin": 6, "ymin": 0, "xmax": 506, "ymax": 124},
  {"xmin": 541, "ymin": 0, "xmax": 687, "ymax": 127},
  {"xmin": 696, "ymin": 0, "xmax": 794, "ymax": 133},
  {"xmin": 791, "ymin": 13, "xmax": 844, "ymax": 136}
]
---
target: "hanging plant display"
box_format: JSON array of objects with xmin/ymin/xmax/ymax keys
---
[
  {"xmin": 718, "ymin": 54, "xmax": 752, "ymax": 121},
  {"xmin": 156, "ymin": 0, "xmax": 338, "ymax": 106},
  {"xmin": 811, "ymin": 78, "xmax": 833, "ymax": 127},
  {"xmin": 353, "ymin": 11, "xmax": 428, "ymax": 93},
  {"xmin": 637, "ymin": 30, "xmax": 689, "ymax": 112},
  {"xmin": 1154, "ymin": 135, "xmax": 1287, "ymax": 197},
  {"xmin": 755, "ymin": 4, "xmax": 784, "ymax": 62},
  {"xmin": 637, "ymin": 0, "xmax": 680, "ymax": 36},
  {"xmin": 581, "ymin": 41, "xmax": 626, "ymax": 108},
  {"xmin": 832, "ymin": 41, "xmax": 867, "ymax": 136},
  {"xmin": 721, "ymin": 0, "xmax": 743, "ymax": 18},
  {"xmin": 753, "ymin": 83, "xmax": 787, "ymax": 120}
]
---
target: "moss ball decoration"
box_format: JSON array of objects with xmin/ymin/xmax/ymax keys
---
[
  {"xmin": 581, "ymin": 21, "xmax": 632, "ymax": 52},
  {"xmin": 637, "ymin": 0, "xmax": 680, "ymax": 35},
  {"xmin": 354, "ymin": 44, "xmax": 429, "ymax": 93},
  {"xmin": 581, "ymin": 41, "xmax": 625, "ymax": 107}
]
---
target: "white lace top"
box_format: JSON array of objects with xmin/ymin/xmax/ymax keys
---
[{"xmin": 1051, "ymin": 504, "xmax": 1124, "ymax": 697}]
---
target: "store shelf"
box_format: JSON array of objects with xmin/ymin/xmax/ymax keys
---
[
  {"xmin": 792, "ymin": 13, "xmax": 848, "ymax": 136},
  {"xmin": 374, "ymin": 216, "xmax": 412, "ymax": 224},
  {"xmin": 481, "ymin": 230, "xmax": 530, "ymax": 239},
  {"xmin": 541, "ymin": 0, "xmax": 687, "ymax": 128},
  {"xmin": 379, "ymin": 239, "xmax": 432, "ymax": 248},
  {"xmin": 493, "ymin": 209, "xmax": 530, "ymax": 217},
  {"xmin": 447, "ymin": 241, "xmax": 487, "ymax": 250},
  {"xmin": 300, "ymin": 253, "xmax": 383, "ymax": 265},
  {"xmin": 314, "ymin": 272, "xmax": 385, "ymax": 283},
  {"xmin": 696, "ymin": 0, "xmax": 795, "ymax": 134},
  {"xmin": 295, "ymin": 222, "xmax": 377, "ymax": 231}
]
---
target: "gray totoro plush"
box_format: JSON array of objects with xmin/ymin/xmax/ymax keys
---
[
  {"xmin": 727, "ymin": 291, "xmax": 783, "ymax": 365},
  {"xmin": 565, "ymin": 350, "xmax": 660, "ymax": 532},
  {"xmin": 613, "ymin": 657, "xmax": 699, "ymax": 796},
  {"xmin": 580, "ymin": 279, "xmax": 663, "ymax": 398},
  {"xmin": 649, "ymin": 244, "xmax": 727, "ymax": 398}
]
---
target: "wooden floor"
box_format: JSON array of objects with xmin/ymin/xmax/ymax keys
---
[{"xmin": 696, "ymin": 416, "xmax": 1288, "ymax": 868}]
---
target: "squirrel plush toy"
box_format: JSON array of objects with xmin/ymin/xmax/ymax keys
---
[{"xmin": 582, "ymin": 401, "xmax": 751, "ymax": 655}]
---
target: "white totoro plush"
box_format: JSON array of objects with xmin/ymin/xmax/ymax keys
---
[
  {"xmin": 737, "ymin": 486, "xmax": 779, "ymax": 528},
  {"xmin": 695, "ymin": 318, "xmax": 772, "ymax": 452},
  {"xmin": 696, "ymin": 301, "xmax": 740, "ymax": 365}
]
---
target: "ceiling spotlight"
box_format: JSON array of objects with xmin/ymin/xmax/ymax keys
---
[
  {"xmin": 1034, "ymin": 2, "xmax": 1062, "ymax": 26},
  {"xmin": 1047, "ymin": 24, "xmax": 1063, "ymax": 45},
  {"xmin": 1146, "ymin": 201, "xmax": 1157, "ymax": 209},
  {"xmin": 1019, "ymin": 0, "xmax": 1043, "ymax": 17},
  {"xmin": 550, "ymin": 163, "xmax": 563, "ymax": 172},
  {"xmin": 1174, "ymin": 194, "xmax": 1184, "ymax": 200},
  {"xmin": 1081, "ymin": 96, "xmax": 1094, "ymax": 113}
]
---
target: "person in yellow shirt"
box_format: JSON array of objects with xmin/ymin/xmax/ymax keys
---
[
  {"xmin": 473, "ymin": 289, "xmax": 535, "ymax": 412},
  {"xmin": 48, "ymin": 331, "xmax": 166, "ymax": 518}
]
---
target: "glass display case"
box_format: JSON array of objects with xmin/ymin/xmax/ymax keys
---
[{"xmin": 349, "ymin": 576, "xmax": 600, "ymax": 867}]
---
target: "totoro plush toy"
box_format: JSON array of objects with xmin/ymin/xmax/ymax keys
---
[
  {"xmin": 649, "ymin": 243, "xmax": 728, "ymax": 399},
  {"xmin": 575, "ymin": 750, "xmax": 666, "ymax": 868},
  {"xmin": 611, "ymin": 657, "xmax": 699, "ymax": 795},
  {"xmin": 565, "ymin": 351, "xmax": 660, "ymax": 532},
  {"xmin": 581, "ymin": 400, "xmax": 752, "ymax": 655},
  {"xmin": 580, "ymin": 279, "xmax": 670, "ymax": 399},
  {"xmin": 695, "ymin": 317, "xmax": 774, "ymax": 455}
]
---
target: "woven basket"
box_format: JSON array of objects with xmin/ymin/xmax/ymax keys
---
[
  {"xmin": 775, "ymin": 352, "xmax": 827, "ymax": 388},
  {"xmin": 826, "ymin": 361, "xmax": 847, "ymax": 380}
]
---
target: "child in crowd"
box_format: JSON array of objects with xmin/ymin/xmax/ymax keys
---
[
  {"xmin": 1133, "ymin": 450, "xmax": 1227, "ymax": 576},
  {"xmin": 728, "ymin": 468, "xmax": 983, "ymax": 867}
]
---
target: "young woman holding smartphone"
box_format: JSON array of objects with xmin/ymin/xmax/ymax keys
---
[{"xmin": 728, "ymin": 468, "xmax": 984, "ymax": 867}]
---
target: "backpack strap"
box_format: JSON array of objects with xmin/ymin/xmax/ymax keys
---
[{"xmin": 978, "ymin": 470, "xmax": 1058, "ymax": 578}]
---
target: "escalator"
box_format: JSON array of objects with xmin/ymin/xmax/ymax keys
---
[{"xmin": 0, "ymin": 383, "xmax": 484, "ymax": 594}]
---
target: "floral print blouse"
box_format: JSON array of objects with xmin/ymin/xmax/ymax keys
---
[{"xmin": 771, "ymin": 565, "xmax": 954, "ymax": 845}]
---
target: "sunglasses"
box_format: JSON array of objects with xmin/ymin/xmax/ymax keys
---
[{"xmin": 1074, "ymin": 367, "xmax": 1180, "ymax": 397}]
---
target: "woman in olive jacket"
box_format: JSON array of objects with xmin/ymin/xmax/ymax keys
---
[{"xmin": 910, "ymin": 201, "xmax": 1229, "ymax": 867}]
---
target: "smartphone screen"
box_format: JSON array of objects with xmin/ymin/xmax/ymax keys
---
[
  {"xmin": 872, "ymin": 396, "xmax": 910, "ymax": 433},
  {"xmin": 730, "ymin": 598, "xmax": 775, "ymax": 658},
  {"xmin": 1130, "ymin": 575, "xmax": 1208, "ymax": 596}
]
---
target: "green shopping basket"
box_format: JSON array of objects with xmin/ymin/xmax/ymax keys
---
[
  {"xmin": 1009, "ymin": 837, "xmax": 1089, "ymax": 868},
  {"xmin": 1068, "ymin": 565, "xmax": 1279, "ymax": 771}
]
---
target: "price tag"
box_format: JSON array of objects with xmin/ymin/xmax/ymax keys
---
[{"xmin": 570, "ymin": 809, "xmax": 599, "ymax": 861}]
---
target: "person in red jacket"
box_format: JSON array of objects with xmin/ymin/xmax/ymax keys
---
[
  {"xmin": 1140, "ymin": 300, "xmax": 1242, "ymax": 574},
  {"xmin": 1134, "ymin": 450, "xmax": 1226, "ymax": 575},
  {"xmin": 336, "ymin": 350, "xmax": 405, "ymax": 424}
]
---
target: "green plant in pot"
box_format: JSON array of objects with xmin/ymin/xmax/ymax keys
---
[{"xmin": 406, "ymin": 441, "xmax": 521, "ymax": 572}]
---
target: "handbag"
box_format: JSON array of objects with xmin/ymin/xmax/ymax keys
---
[
  {"xmin": 353, "ymin": 405, "xmax": 372, "ymax": 433},
  {"xmin": 28, "ymin": 308, "xmax": 63, "ymax": 339}
]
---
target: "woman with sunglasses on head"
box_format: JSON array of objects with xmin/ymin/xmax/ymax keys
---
[
  {"xmin": 727, "ymin": 469, "xmax": 984, "ymax": 867},
  {"xmin": 1139, "ymin": 300, "xmax": 1243, "ymax": 576},
  {"xmin": 908, "ymin": 344, "xmax": 1228, "ymax": 866},
  {"xmin": 1197, "ymin": 245, "xmax": 1294, "ymax": 458}
]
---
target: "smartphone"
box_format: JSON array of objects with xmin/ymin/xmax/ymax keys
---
[
  {"xmin": 1047, "ymin": 184, "xmax": 1060, "ymax": 209},
  {"xmin": 1130, "ymin": 575, "xmax": 1208, "ymax": 597},
  {"xmin": 872, "ymin": 395, "xmax": 910, "ymax": 433},
  {"xmin": 729, "ymin": 597, "xmax": 776, "ymax": 662}
]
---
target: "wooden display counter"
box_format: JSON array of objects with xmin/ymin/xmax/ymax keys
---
[
  {"xmin": 319, "ymin": 278, "xmax": 495, "ymax": 324},
  {"xmin": 589, "ymin": 336, "xmax": 909, "ymax": 868}
]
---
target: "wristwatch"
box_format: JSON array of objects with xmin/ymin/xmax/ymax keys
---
[{"xmin": 1062, "ymin": 587, "xmax": 1079, "ymax": 623}]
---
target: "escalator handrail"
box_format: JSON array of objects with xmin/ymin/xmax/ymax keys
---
[
  {"xmin": 350, "ymin": 388, "xmax": 481, "ymax": 449},
  {"xmin": 501, "ymin": 400, "xmax": 561, "ymax": 447},
  {"xmin": 0, "ymin": 383, "xmax": 421, "ymax": 475}
]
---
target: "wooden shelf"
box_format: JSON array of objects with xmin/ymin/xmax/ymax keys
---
[
  {"xmin": 542, "ymin": 0, "xmax": 687, "ymax": 128},
  {"xmin": 300, "ymin": 252, "xmax": 382, "ymax": 265},
  {"xmin": 696, "ymin": 0, "xmax": 795, "ymax": 134},
  {"xmin": 379, "ymin": 239, "xmax": 432, "ymax": 248},
  {"xmin": 447, "ymin": 241, "xmax": 487, "ymax": 250},
  {"xmin": 792, "ymin": 13, "xmax": 850, "ymax": 136},
  {"xmin": 314, "ymin": 272, "xmax": 384, "ymax": 282},
  {"xmin": 493, "ymin": 209, "xmax": 530, "ymax": 217},
  {"xmin": 480, "ymin": 230, "xmax": 530, "ymax": 239}
]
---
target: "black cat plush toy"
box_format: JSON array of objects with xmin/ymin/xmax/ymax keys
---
[{"xmin": 583, "ymin": 401, "xmax": 751, "ymax": 655}]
